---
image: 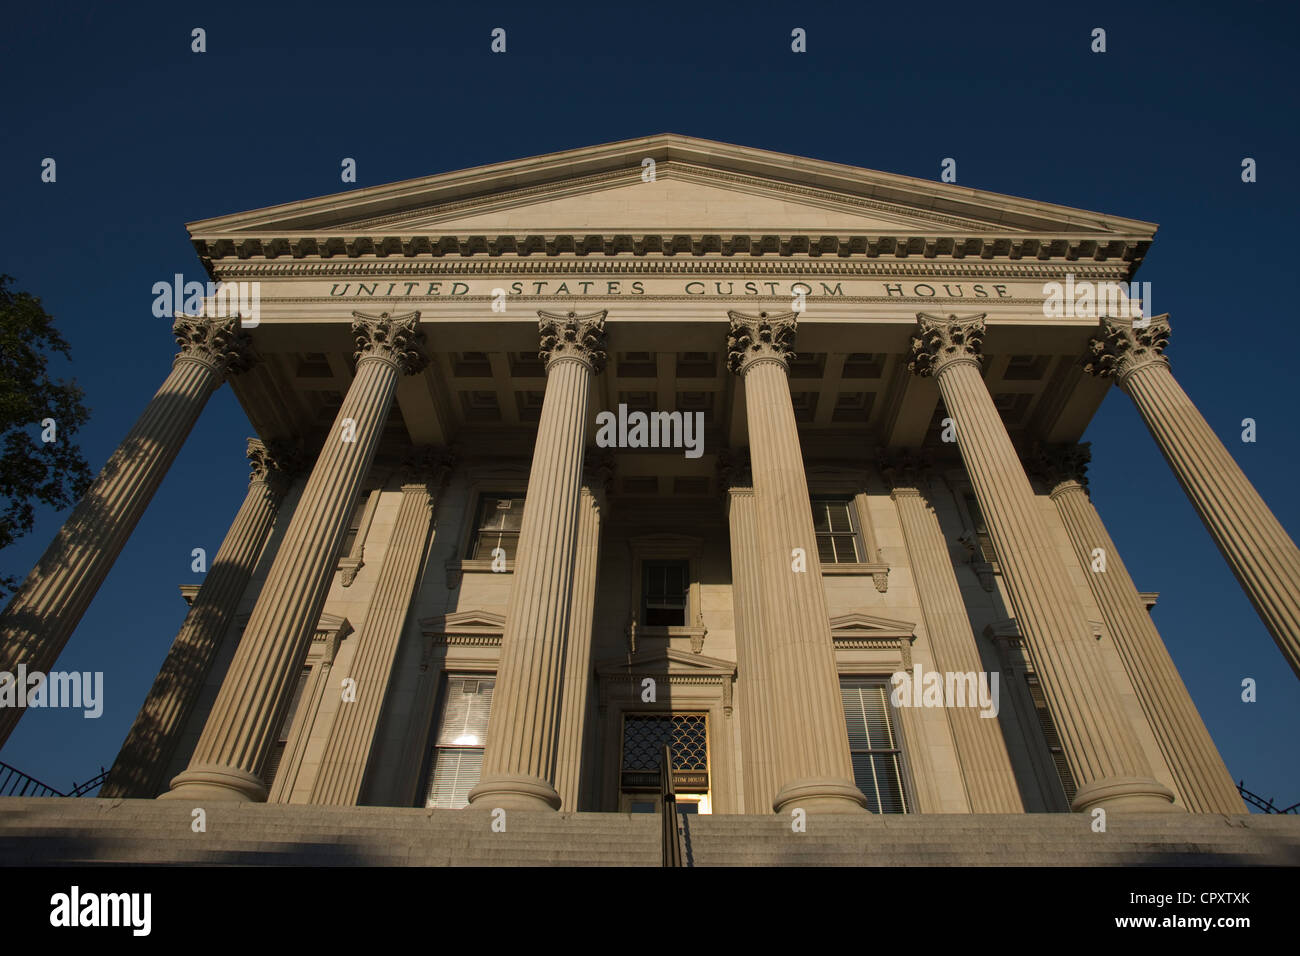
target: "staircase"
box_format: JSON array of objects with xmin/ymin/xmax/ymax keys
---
[{"xmin": 2, "ymin": 798, "xmax": 1298, "ymax": 866}]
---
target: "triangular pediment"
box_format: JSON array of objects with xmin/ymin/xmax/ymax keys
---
[
  {"xmin": 595, "ymin": 647, "xmax": 736, "ymax": 677},
  {"xmin": 419, "ymin": 609, "xmax": 507, "ymax": 635},
  {"xmin": 829, "ymin": 611, "xmax": 917, "ymax": 638},
  {"xmin": 188, "ymin": 134, "xmax": 1156, "ymax": 246}
]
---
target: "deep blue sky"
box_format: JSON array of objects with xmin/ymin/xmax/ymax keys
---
[{"xmin": 2, "ymin": 1, "xmax": 1297, "ymax": 807}]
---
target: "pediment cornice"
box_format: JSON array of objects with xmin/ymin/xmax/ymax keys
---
[{"xmin": 186, "ymin": 134, "xmax": 1155, "ymax": 278}]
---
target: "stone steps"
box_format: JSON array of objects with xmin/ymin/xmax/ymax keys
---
[{"xmin": 2, "ymin": 798, "xmax": 1297, "ymax": 866}]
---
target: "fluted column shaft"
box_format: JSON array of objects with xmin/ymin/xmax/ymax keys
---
[
  {"xmin": 554, "ymin": 476, "xmax": 605, "ymax": 811},
  {"xmin": 912, "ymin": 313, "xmax": 1176, "ymax": 812},
  {"xmin": 1089, "ymin": 319, "xmax": 1300, "ymax": 680},
  {"xmin": 468, "ymin": 311, "xmax": 607, "ymax": 811},
  {"xmin": 729, "ymin": 312, "xmax": 866, "ymax": 814},
  {"xmin": 726, "ymin": 483, "xmax": 780, "ymax": 813},
  {"xmin": 1047, "ymin": 472, "xmax": 1246, "ymax": 813},
  {"xmin": 101, "ymin": 439, "xmax": 295, "ymax": 798},
  {"xmin": 310, "ymin": 454, "xmax": 447, "ymax": 806},
  {"xmin": 0, "ymin": 317, "xmax": 251, "ymax": 748},
  {"xmin": 888, "ymin": 479, "xmax": 1023, "ymax": 812},
  {"xmin": 164, "ymin": 312, "xmax": 427, "ymax": 802}
]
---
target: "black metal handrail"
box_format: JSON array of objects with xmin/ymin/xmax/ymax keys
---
[
  {"xmin": 1238, "ymin": 781, "xmax": 1299, "ymax": 814},
  {"xmin": 660, "ymin": 745, "xmax": 683, "ymax": 867},
  {"xmin": 0, "ymin": 760, "xmax": 107, "ymax": 798}
]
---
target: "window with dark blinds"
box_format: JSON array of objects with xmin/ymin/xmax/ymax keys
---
[
  {"xmin": 469, "ymin": 495, "xmax": 524, "ymax": 560},
  {"xmin": 424, "ymin": 676, "xmax": 495, "ymax": 809},
  {"xmin": 963, "ymin": 493, "xmax": 996, "ymax": 563},
  {"xmin": 811, "ymin": 497, "xmax": 861, "ymax": 564},
  {"xmin": 840, "ymin": 678, "xmax": 909, "ymax": 813},
  {"xmin": 642, "ymin": 560, "xmax": 688, "ymax": 626},
  {"xmin": 262, "ymin": 667, "xmax": 311, "ymax": 788},
  {"xmin": 1025, "ymin": 673, "xmax": 1078, "ymax": 804}
]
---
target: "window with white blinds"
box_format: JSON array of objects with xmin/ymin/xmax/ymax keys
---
[
  {"xmin": 840, "ymin": 678, "xmax": 909, "ymax": 813},
  {"xmin": 424, "ymin": 676, "xmax": 495, "ymax": 809},
  {"xmin": 811, "ymin": 497, "xmax": 862, "ymax": 564},
  {"xmin": 262, "ymin": 666, "xmax": 311, "ymax": 788}
]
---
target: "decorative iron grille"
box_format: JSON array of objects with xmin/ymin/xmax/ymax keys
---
[{"xmin": 622, "ymin": 714, "xmax": 708, "ymax": 792}]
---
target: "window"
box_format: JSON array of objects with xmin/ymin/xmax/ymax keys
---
[
  {"xmin": 468, "ymin": 494, "xmax": 525, "ymax": 561},
  {"xmin": 424, "ymin": 676, "xmax": 495, "ymax": 809},
  {"xmin": 1025, "ymin": 673, "xmax": 1077, "ymax": 805},
  {"xmin": 340, "ymin": 493, "xmax": 371, "ymax": 558},
  {"xmin": 620, "ymin": 713, "xmax": 709, "ymax": 799},
  {"xmin": 811, "ymin": 497, "xmax": 861, "ymax": 564},
  {"xmin": 263, "ymin": 667, "xmax": 311, "ymax": 788},
  {"xmin": 642, "ymin": 560, "xmax": 689, "ymax": 626},
  {"xmin": 840, "ymin": 678, "xmax": 909, "ymax": 813},
  {"xmin": 962, "ymin": 493, "xmax": 996, "ymax": 563}
]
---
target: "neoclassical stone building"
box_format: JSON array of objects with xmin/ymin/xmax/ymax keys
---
[{"xmin": 6, "ymin": 135, "xmax": 1298, "ymax": 823}]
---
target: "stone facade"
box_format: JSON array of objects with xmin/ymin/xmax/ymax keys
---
[{"xmin": 9, "ymin": 134, "xmax": 1293, "ymax": 822}]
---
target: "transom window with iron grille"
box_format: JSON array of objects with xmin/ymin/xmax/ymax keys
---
[
  {"xmin": 811, "ymin": 497, "xmax": 862, "ymax": 564},
  {"xmin": 468, "ymin": 494, "xmax": 524, "ymax": 560},
  {"xmin": 840, "ymin": 678, "xmax": 909, "ymax": 813},
  {"xmin": 620, "ymin": 713, "xmax": 709, "ymax": 793},
  {"xmin": 423, "ymin": 676, "xmax": 495, "ymax": 809}
]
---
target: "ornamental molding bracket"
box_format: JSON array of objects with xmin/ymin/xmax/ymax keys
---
[
  {"xmin": 1083, "ymin": 313, "xmax": 1171, "ymax": 387},
  {"xmin": 594, "ymin": 648, "xmax": 737, "ymax": 717},
  {"xmin": 352, "ymin": 310, "xmax": 430, "ymax": 374},
  {"xmin": 172, "ymin": 314, "xmax": 255, "ymax": 379},
  {"xmin": 908, "ymin": 312, "xmax": 987, "ymax": 377},
  {"xmin": 537, "ymin": 310, "xmax": 608, "ymax": 372},
  {"xmin": 726, "ymin": 310, "xmax": 798, "ymax": 375}
]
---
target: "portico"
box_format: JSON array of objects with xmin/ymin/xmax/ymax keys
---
[{"xmin": 4, "ymin": 135, "xmax": 1284, "ymax": 818}]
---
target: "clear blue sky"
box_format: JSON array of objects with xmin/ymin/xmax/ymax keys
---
[{"xmin": 2, "ymin": 1, "xmax": 1297, "ymax": 807}]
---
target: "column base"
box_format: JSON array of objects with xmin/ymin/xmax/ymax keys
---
[
  {"xmin": 467, "ymin": 773, "xmax": 562, "ymax": 811},
  {"xmin": 160, "ymin": 765, "xmax": 268, "ymax": 803},
  {"xmin": 1069, "ymin": 776, "xmax": 1182, "ymax": 813},
  {"xmin": 773, "ymin": 778, "xmax": 869, "ymax": 814}
]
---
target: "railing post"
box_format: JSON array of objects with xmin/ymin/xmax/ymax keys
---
[{"xmin": 660, "ymin": 744, "xmax": 683, "ymax": 867}]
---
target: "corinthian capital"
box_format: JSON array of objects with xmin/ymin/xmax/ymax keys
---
[
  {"xmin": 879, "ymin": 447, "xmax": 932, "ymax": 492},
  {"xmin": 1023, "ymin": 441, "xmax": 1091, "ymax": 495},
  {"xmin": 352, "ymin": 311, "xmax": 430, "ymax": 375},
  {"xmin": 247, "ymin": 438, "xmax": 303, "ymax": 497},
  {"xmin": 908, "ymin": 313, "xmax": 986, "ymax": 377},
  {"xmin": 172, "ymin": 315, "xmax": 255, "ymax": 378},
  {"xmin": 1083, "ymin": 314, "xmax": 1171, "ymax": 386},
  {"xmin": 401, "ymin": 445, "xmax": 454, "ymax": 490},
  {"xmin": 537, "ymin": 310, "xmax": 608, "ymax": 372},
  {"xmin": 726, "ymin": 311, "xmax": 797, "ymax": 375}
]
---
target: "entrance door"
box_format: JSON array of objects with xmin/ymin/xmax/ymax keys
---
[{"xmin": 619, "ymin": 712, "xmax": 712, "ymax": 813}]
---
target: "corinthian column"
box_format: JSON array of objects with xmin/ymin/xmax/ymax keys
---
[
  {"xmin": 309, "ymin": 447, "xmax": 451, "ymax": 806},
  {"xmin": 910, "ymin": 313, "xmax": 1176, "ymax": 812},
  {"xmin": 727, "ymin": 312, "xmax": 866, "ymax": 814},
  {"xmin": 721, "ymin": 451, "xmax": 779, "ymax": 814},
  {"xmin": 101, "ymin": 438, "xmax": 300, "ymax": 798},
  {"xmin": 468, "ymin": 311, "xmax": 607, "ymax": 811},
  {"xmin": 163, "ymin": 312, "xmax": 428, "ymax": 802},
  {"xmin": 0, "ymin": 316, "xmax": 253, "ymax": 748},
  {"xmin": 554, "ymin": 451, "xmax": 612, "ymax": 811},
  {"xmin": 1030, "ymin": 443, "xmax": 1247, "ymax": 814},
  {"xmin": 1085, "ymin": 315, "xmax": 1300, "ymax": 681},
  {"xmin": 881, "ymin": 451, "xmax": 1023, "ymax": 813}
]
